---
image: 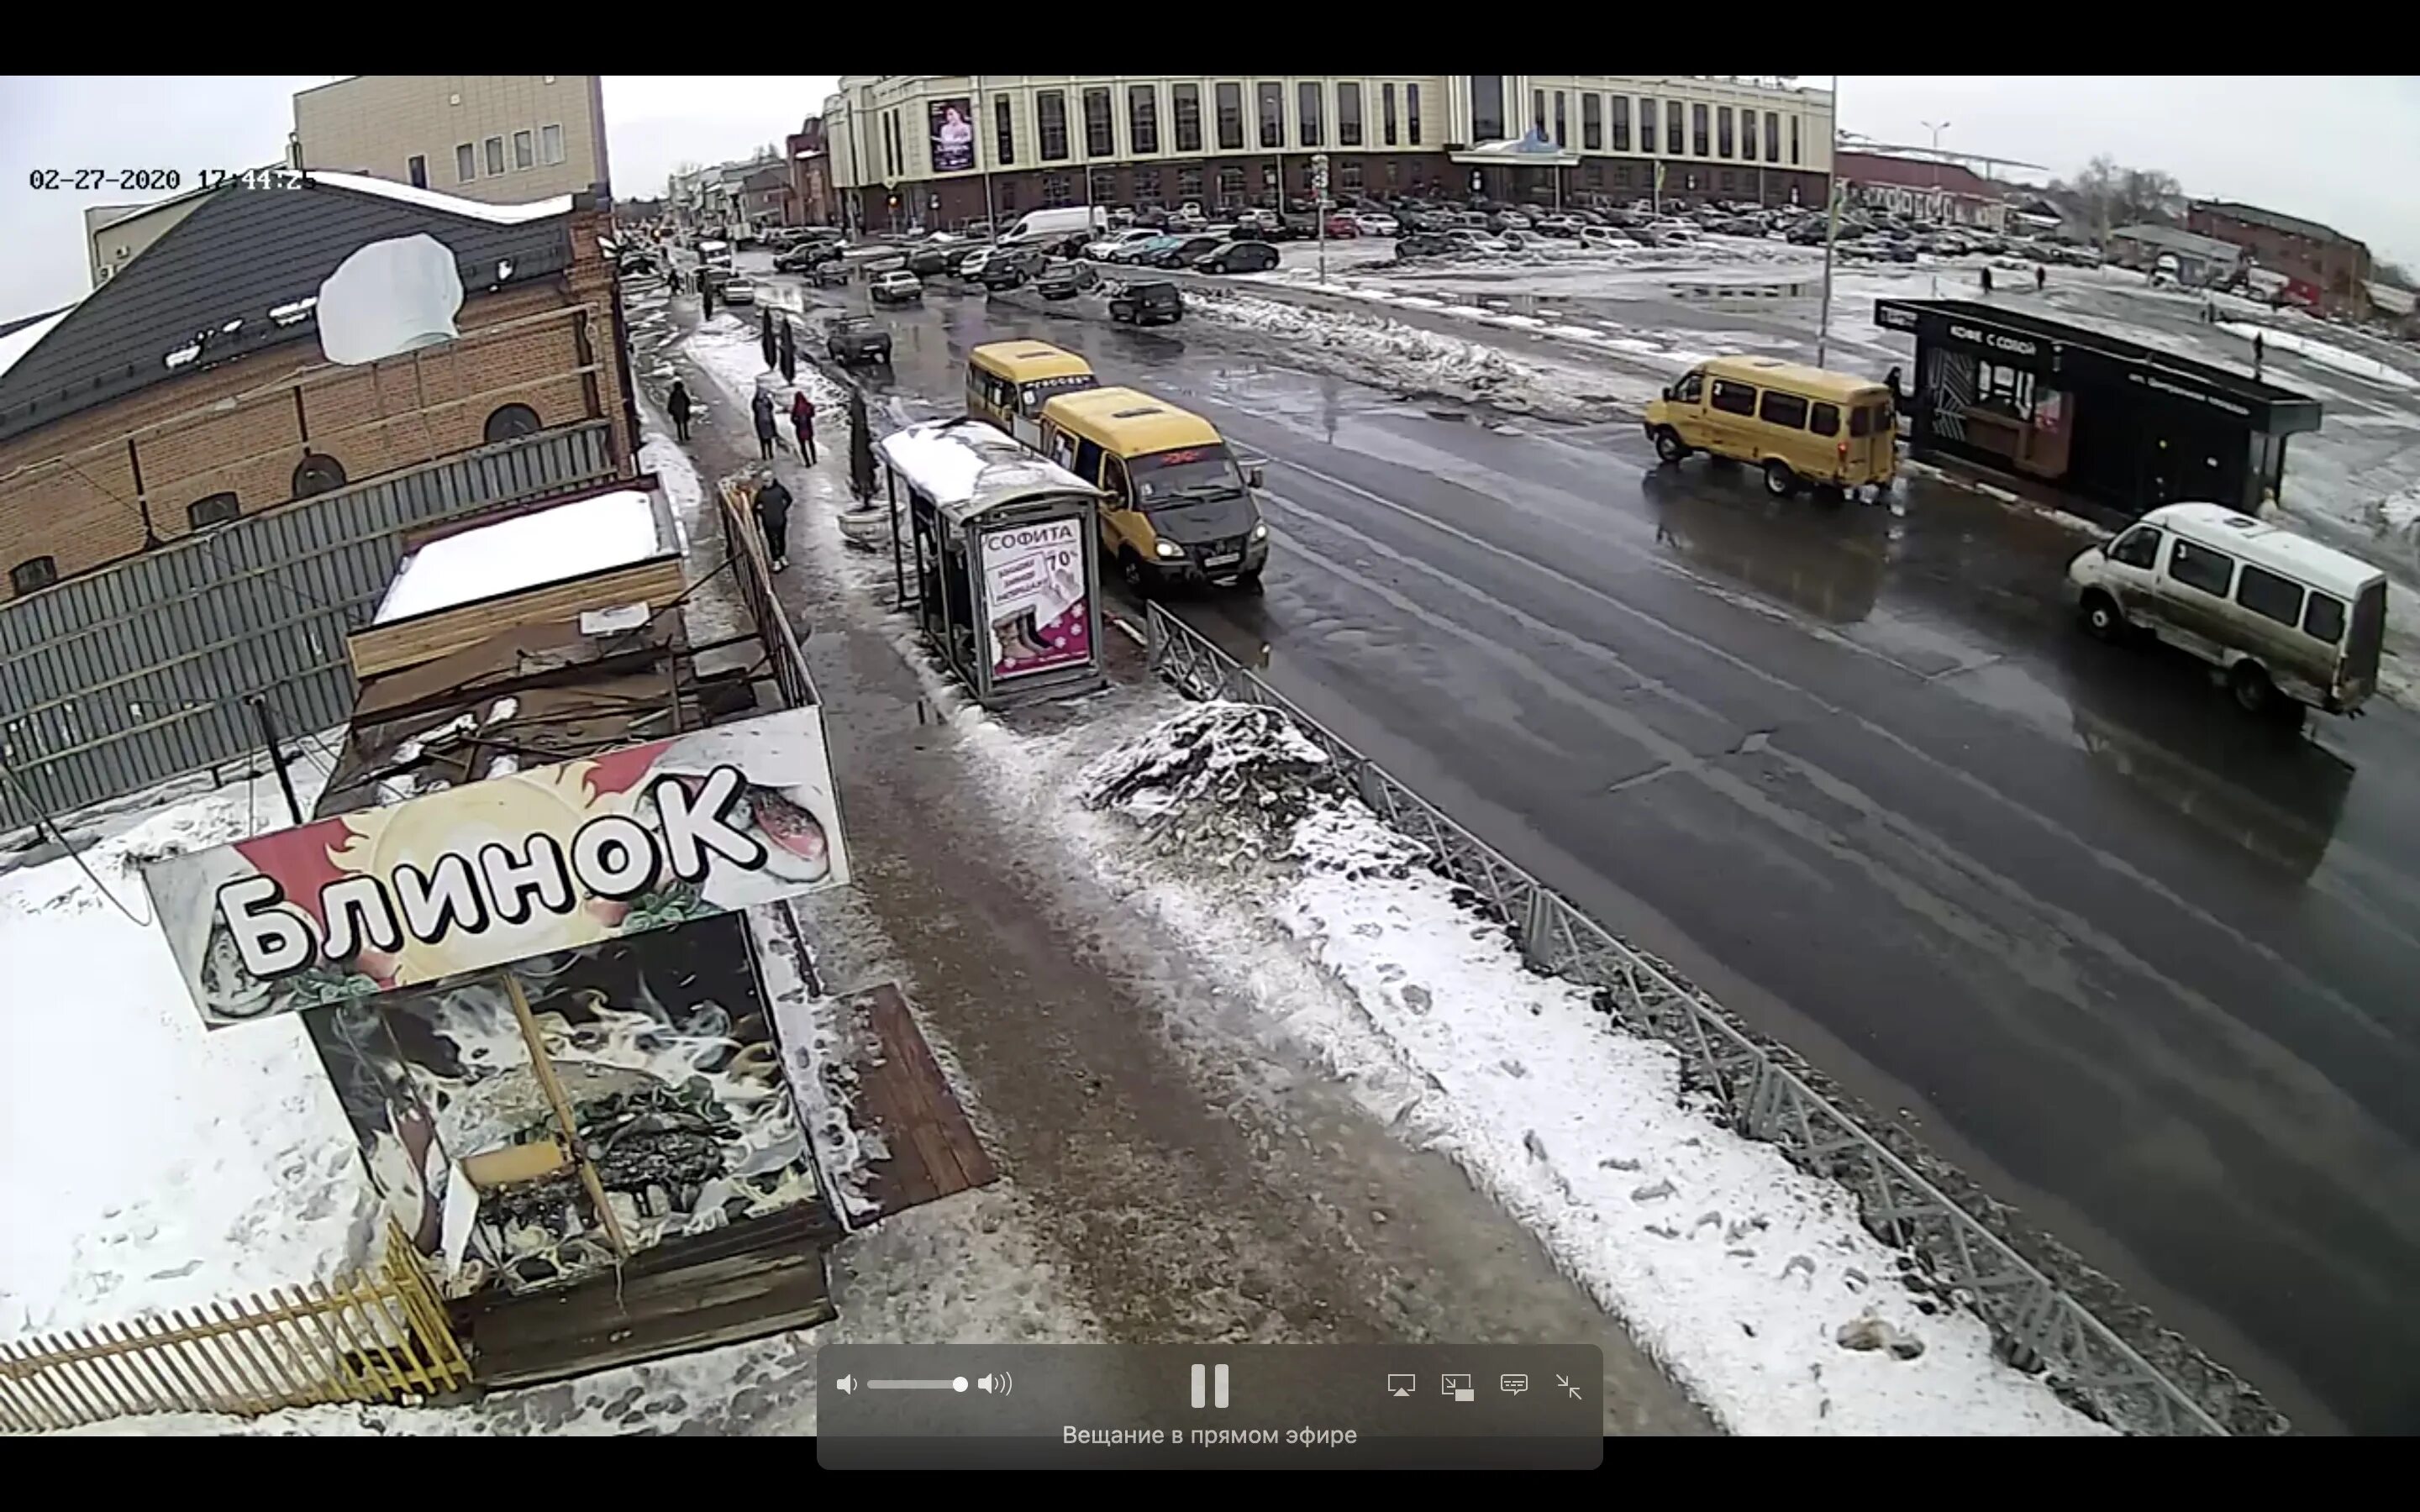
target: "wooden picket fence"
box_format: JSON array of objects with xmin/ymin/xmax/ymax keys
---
[{"xmin": 0, "ymin": 1222, "xmax": 471, "ymax": 1434}]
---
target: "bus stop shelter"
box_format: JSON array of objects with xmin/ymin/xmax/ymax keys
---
[{"xmin": 1875, "ymin": 299, "xmax": 2323, "ymax": 520}]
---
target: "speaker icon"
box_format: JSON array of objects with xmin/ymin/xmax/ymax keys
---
[
  {"xmin": 976, "ymin": 1371, "xmax": 1013, "ymax": 1395},
  {"xmin": 835, "ymin": 1374, "xmax": 856, "ymax": 1395}
]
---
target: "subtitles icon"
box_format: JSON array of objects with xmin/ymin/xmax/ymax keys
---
[
  {"xmin": 1500, "ymin": 1374, "xmax": 1528, "ymax": 1395},
  {"xmin": 1386, "ymin": 1374, "xmax": 1417, "ymax": 1398},
  {"xmin": 1442, "ymin": 1373, "xmax": 1476, "ymax": 1403}
]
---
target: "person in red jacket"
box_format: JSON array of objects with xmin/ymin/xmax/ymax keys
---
[{"xmin": 790, "ymin": 391, "xmax": 818, "ymax": 466}]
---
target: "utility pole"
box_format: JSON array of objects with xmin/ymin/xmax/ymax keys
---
[
  {"xmin": 1817, "ymin": 78, "xmax": 1844, "ymax": 370},
  {"xmin": 1313, "ymin": 152, "xmax": 1330, "ymax": 285},
  {"xmin": 247, "ymin": 695, "xmax": 303, "ymax": 827},
  {"xmin": 975, "ymin": 74, "xmax": 998, "ymax": 236},
  {"xmin": 1921, "ymin": 118, "xmax": 1949, "ymax": 193}
]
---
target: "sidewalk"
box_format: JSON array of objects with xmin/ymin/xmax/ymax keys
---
[{"xmin": 650, "ymin": 283, "xmax": 1718, "ymax": 1433}]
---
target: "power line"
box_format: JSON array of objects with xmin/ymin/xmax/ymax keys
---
[{"xmin": 0, "ymin": 757, "xmax": 153, "ymax": 927}]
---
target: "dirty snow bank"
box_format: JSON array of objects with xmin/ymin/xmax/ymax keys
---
[
  {"xmin": 1181, "ymin": 286, "xmax": 1653, "ymax": 423},
  {"xmin": 1076, "ymin": 702, "xmax": 2104, "ymax": 1436},
  {"xmin": 0, "ymin": 758, "xmax": 378, "ymax": 1347}
]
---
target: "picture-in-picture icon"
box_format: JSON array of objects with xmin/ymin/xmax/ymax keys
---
[{"xmin": 1442, "ymin": 1373, "xmax": 1476, "ymax": 1403}]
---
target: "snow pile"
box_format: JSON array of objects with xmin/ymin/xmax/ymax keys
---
[
  {"xmin": 1183, "ymin": 286, "xmax": 1646, "ymax": 423},
  {"xmin": 1081, "ymin": 702, "xmax": 1338, "ymax": 865},
  {"xmin": 300, "ymin": 171, "xmax": 572, "ymax": 226},
  {"xmin": 0, "ymin": 308, "xmax": 73, "ymax": 381},
  {"xmin": 1078, "ymin": 702, "xmax": 2109, "ymax": 1436},
  {"xmin": 0, "ymin": 761, "xmax": 377, "ymax": 1348}
]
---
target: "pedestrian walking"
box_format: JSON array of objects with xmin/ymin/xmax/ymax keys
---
[
  {"xmin": 776, "ymin": 319, "xmax": 797, "ymax": 385},
  {"xmin": 1884, "ymin": 365, "xmax": 1904, "ymax": 407},
  {"xmin": 2253, "ymin": 330, "xmax": 2265, "ymax": 381},
  {"xmin": 666, "ymin": 381, "xmax": 694, "ymax": 443},
  {"xmin": 2034, "ymin": 264, "xmax": 2046, "ymax": 293},
  {"xmin": 1981, "ymin": 265, "xmax": 1995, "ymax": 297},
  {"xmin": 701, "ymin": 279, "xmax": 715, "ymax": 321},
  {"xmin": 760, "ymin": 312, "xmax": 777, "ymax": 371},
  {"xmin": 754, "ymin": 475, "xmax": 795, "ymax": 571},
  {"xmin": 750, "ymin": 389, "xmax": 777, "ymax": 461},
  {"xmin": 791, "ymin": 391, "xmax": 818, "ymax": 466}
]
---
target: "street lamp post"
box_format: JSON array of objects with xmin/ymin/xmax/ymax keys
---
[
  {"xmin": 975, "ymin": 74, "xmax": 998, "ymax": 237},
  {"xmin": 1817, "ymin": 77, "xmax": 1844, "ymax": 370},
  {"xmin": 1920, "ymin": 118, "xmax": 1949, "ymax": 193}
]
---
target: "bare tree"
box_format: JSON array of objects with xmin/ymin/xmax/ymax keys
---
[
  {"xmin": 2375, "ymin": 259, "xmax": 2415, "ymax": 291},
  {"xmin": 2055, "ymin": 155, "xmax": 2186, "ymax": 239}
]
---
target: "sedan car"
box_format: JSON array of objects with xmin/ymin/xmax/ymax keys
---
[
  {"xmin": 904, "ymin": 246, "xmax": 953, "ymax": 277},
  {"xmin": 1110, "ymin": 234, "xmax": 1184, "ymax": 265},
  {"xmin": 826, "ymin": 317, "xmax": 892, "ymax": 365},
  {"xmin": 810, "ymin": 258, "xmax": 855, "ymax": 287},
  {"xmin": 1034, "ymin": 260, "xmax": 1096, "ymax": 300},
  {"xmin": 772, "ymin": 243, "xmax": 835, "ymax": 273},
  {"xmin": 1322, "ymin": 214, "xmax": 1359, "ymax": 239},
  {"xmin": 1148, "ymin": 235, "xmax": 1226, "ymax": 269},
  {"xmin": 1197, "ymin": 239, "xmax": 1280, "ymax": 273},
  {"xmin": 1085, "ymin": 228, "xmax": 1162, "ymax": 261},
  {"xmin": 1351, "ymin": 213, "xmax": 1399, "ymax": 237},
  {"xmin": 981, "ymin": 249, "xmax": 1044, "ymax": 288},
  {"xmin": 1393, "ymin": 233, "xmax": 1461, "ymax": 260},
  {"xmin": 718, "ymin": 274, "xmax": 758, "ymax": 305},
  {"xmin": 869, "ymin": 270, "xmax": 923, "ymax": 304}
]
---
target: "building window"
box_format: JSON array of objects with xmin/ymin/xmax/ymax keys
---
[
  {"xmin": 1406, "ymin": 83, "xmax": 1423, "ymax": 145},
  {"xmin": 1297, "ymin": 81, "xmax": 1323, "ymax": 147},
  {"xmin": 1740, "ymin": 111, "xmax": 1757, "ymax": 162},
  {"xmin": 1338, "ymin": 81, "xmax": 1362, "ymax": 147},
  {"xmin": 1037, "ymin": 91, "xmax": 1069, "ymax": 160},
  {"xmin": 542, "ymin": 123, "xmax": 565, "ymax": 166},
  {"xmin": 513, "ymin": 130, "xmax": 534, "ymax": 170},
  {"xmin": 996, "ymin": 95, "xmax": 1016, "ymax": 165},
  {"xmin": 187, "ymin": 491, "xmax": 240, "ymax": 529},
  {"xmin": 1791, "ymin": 115, "xmax": 1801, "ymax": 165},
  {"xmin": 1553, "ymin": 91, "xmax": 1568, "ymax": 147},
  {"xmin": 1721, "ymin": 170, "xmax": 1737, "ymax": 192},
  {"xmin": 1258, "ymin": 82, "xmax": 1284, "ymax": 149},
  {"xmin": 1470, "ymin": 76, "xmax": 1503, "ymax": 142},
  {"xmin": 1178, "ymin": 165, "xmax": 1203, "ymax": 202},
  {"xmin": 1638, "ymin": 97, "xmax": 1655, "ymax": 154},
  {"xmin": 1133, "ymin": 170, "xmax": 1161, "ymax": 208},
  {"xmin": 1765, "ymin": 111, "xmax": 1781, "ymax": 165},
  {"xmin": 407, "ymin": 155, "xmax": 428, "ymax": 189},
  {"xmin": 1218, "ymin": 165, "xmax": 1246, "ymax": 207},
  {"xmin": 1089, "ymin": 165, "xmax": 1118, "ymax": 204},
  {"xmin": 1579, "ymin": 94, "xmax": 1601, "ymax": 151},
  {"xmin": 1216, "ymin": 81, "xmax": 1244, "ymax": 151},
  {"xmin": 291, "ymin": 452, "xmax": 347, "ymax": 499},
  {"xmin": 1173, "ymin": 83, "xmax": 1202, "ymax": 153},
  {"xmin": 1668, "ymin": 102, "xmax": 1685, "ymax": 159},
  {"xmin": 484, "ymin": 136, "xmax": 505, "ymax": 176},
  {"xmin": 455, "ymin": 143, "xmax": 476, "ymax": 182},
  {"xmin": 997, "ymin": 177, "xmax": 1017, "ymax": 211},
  {"xmin": 1082, "ymin": 87, "xmax": 1114, "ymax": 157},
  {"xmin": 1042, "ymin": 172, "xmax": 1074, "ymax": 207},
  {"xmin": 1717, "ymin": 108, "xmax": 1733, "ymax": 159},
  {"xmin": 483, "ymin": 403, "xmax": 543, "ymax": 444},
  {"xmin": 1128, "ymin": 84, "xmax": 1158, "ymax": 155},
  {"xmin": 1532, "ymin": 89, "xmax": 1546, "ymax": 137},
  {"xmin": 1692, "ymin": 104, "xmax": 1710, "ymax": 157},
  {"xmin": 1339, "ymin": 159, "xmax": 1362, "ymax": 191},
  {"xmin": 1382, "ymin": 82, "xmax": 1398, "ymax": 146},
  {"xmin": 9, "ymin": 556, "xmax": 57, "ymax": 596}
]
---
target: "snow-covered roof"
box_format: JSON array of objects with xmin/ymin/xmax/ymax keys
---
[
  {"xmin": 2365, "ymin": 281, "xmax": 2415, "ymax": 318},
  {"xmin": 0, "ymin": 307, "xmax": 73, "ymax": 385},
  {"xmin": 876, "ymin": 417, "xmax": 1098, "ymax": 526},
  {"xmin": 374, "ymin": 489, "xmax": 668, "ymax": 623},
  {"xmin": 2109, "ymin": 224, "xmax": 2243, "ymax": 263},
  {"xmin": 296, "ymin": 170, "xmax": 574, "ymax": 225}
]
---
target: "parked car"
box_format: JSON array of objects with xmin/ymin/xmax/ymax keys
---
[
  {"xmin": 956, "ymin": 246, "xmax": 997, "ymax": 281},
  {"xmin": 981, "ymin": 249, "xmax": 1043, "ymax": 289},
  {"xmin": 718, "ymin": 274, "xmax": 758, "ymax": 305},
  {"xmin": 1111, "ymin": 234, "xmax": 1183, "ymax": 265},
  {"xmin": 1108, "ymin": 279, "xmax": 1184, "ymax": 325},
  {"xmin": 825, "ymin": 317, "xmax": 892, "ymax": 365},
  {"xmin": 1149, "ymin": 235, "xmax": 1226, "ymax": 269},
  {"xmin": 905, "ymin": 246, "xmax": 952, "ymax": 277},
  {"xmin": 1351, "ymin": 213, "xmax": 1399, "ymax": 237},
  {"xmin": 1443, "ymin": 228, "xmax": 1511, "ymax": 255},
  {"xmin": 1534, "ymin": 214, "xmax": 1585, "ymax": 238},
  {"xmin": 1085, "ymin": 228, "xmax": 1161, "ymax": 261},
  {"xmin": 1495, "ymin": 209, "xmax": 1534, "ymax": 232},
  {"xmin": 1034, "ymin": 260, "xmax": 1092, "ymax": 300},
  {"xmin": 1394, "ymin": 233, "xmax": 1462, "ymax": 260},
  {"xmin": 772, "ymin": 243, "xmax": 835, "ymax": 273},
  {"xmin": 810, "ymin": 258, "xmax": 855, "ymax": 287},
  {"xmin": 1197, "ymin": 239, "xmax": 1281, "ymax": 274},
  {"xmin": 870, "ymin": 270, "xmax": 923, "ymax": 304}
]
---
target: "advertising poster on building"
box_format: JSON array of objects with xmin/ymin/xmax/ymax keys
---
[
  {"xmin": 143, "ymin": 706, "xmax": 851, "ymax": 1027},
  {"xmin": 929, "ymin": 97, "xmax": 976, "ymax": 174},
  {"xmin": 979, "ymin": 517, "xmax": 1091, "ymax": 682}
]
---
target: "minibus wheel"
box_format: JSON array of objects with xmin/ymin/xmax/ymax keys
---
[
  {"xmin": 2229, "ymin": 660, "xmax": 2279, "ymax": 717},
  {"xmin": 2080, "ymin": 591, "xmax": 2123, "ymax": 642},
  {"xmin": 1763, "ymin": 459, "xmax": 1801, "ymax": 498},
  {"xmin": 1654, "ymin": 428, "xmax": 1689, "ymax": 465}
]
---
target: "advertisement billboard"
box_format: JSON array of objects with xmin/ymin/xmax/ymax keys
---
[
  {"xmin": 142, "ymin": 706, "xmax": 851, "ymax": 1027},
  {"xmin": 930, "ymin": 97, "xmax": 976, "ymax": 175},
  {"xmin": 979, "ymin": 517, "xmax": 1091, "ymax": 681}
]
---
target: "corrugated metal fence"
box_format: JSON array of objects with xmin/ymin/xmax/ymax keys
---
[{"xmin": 1, "ymin": 423, "xmax": 616, "ymax": 834}]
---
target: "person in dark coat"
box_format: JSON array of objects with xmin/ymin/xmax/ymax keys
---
[
  {"xmin": 1884, "ymin": 365, "xmax": 1904, "ymax": 407},
  {"xmin": 754, "ymin": 476, "xmax": 794, "ymax": 571},
  {"xmin": 666, "ymin": 264, "xmax": 682, "ymax": 295},
  {"xmin": 2253, "ymin": 330, "xmax": 2265, "ymax": 381},
  {"xmin": 701, "ymin": 276, "xmax": 716, "ymax": 321},
  {"xmin": 790, "ymin": 391, "xmax": 818, "ymax": 466},
  {"xmin": 776, "ymin": 319, "xmax": 797, "ymax": 384},
  {"xmin": 750, "ymin": 389, "xmax": 777, "ymax": 460},
  {"xmin": 666, "ymin": 381, "xmax": 694, "ymax": 443},
  {"xmin": 760, "ymin": 311, "xmax": 777, "ymax": 370},
  {"xmin": 1981, "ymin": 265, "xmax": 1994, "ymax": 297},
  {"xmin": 2034, "ymin": 264, "xmax": 2046, "ymax": 293}
]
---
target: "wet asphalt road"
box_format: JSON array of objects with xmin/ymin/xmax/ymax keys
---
[{"xmin": 761, "ymin": 259, "xmax": 2420, "ymax": 1435}]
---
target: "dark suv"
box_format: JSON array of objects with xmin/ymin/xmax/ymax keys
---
[
  {"xmin": 825, "ymin": 317, "xmax": 892, "ymax": 365},
  {"xmin": 1108, "ymin": 280, "xmax": 1183, "ymax": 325}
]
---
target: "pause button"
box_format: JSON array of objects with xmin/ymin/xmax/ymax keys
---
[{"xmin": 1189, "ymin": 1362, "xmax": 1230, "ymax": 1409}]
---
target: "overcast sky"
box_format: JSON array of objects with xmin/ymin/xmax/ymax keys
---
[{"xmin": 2, "ymin": 74, "xmax": 2412, "ymax": 321}]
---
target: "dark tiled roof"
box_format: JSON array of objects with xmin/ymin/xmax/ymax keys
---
[
  {"xmin": 2190, "ymin": 199, "xmax": 2360, "ymax": 250},
  {"xmin": 0, "ymin": 177, "xmax": 574, "ymax": 448}
]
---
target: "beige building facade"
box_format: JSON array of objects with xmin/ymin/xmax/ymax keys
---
[
  {"xmin": 294, "ymin": 75, "xmax": 612, "ymax": 204},
  {"xmin": 83, "ymin": 193, "xmax": 211, "ymax": 290},
  {"xmin": 823, "ymin": 73, "xmax": 1833, "ymax": 229}
]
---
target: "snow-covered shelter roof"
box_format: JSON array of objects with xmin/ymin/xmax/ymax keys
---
[
  {"xmin": 877, "ymin": 417, "xmax": 1099, "ymax": 529},
  {"xmin": 0, "ymin": 172, "xmax": 576, "ymax": 448},
  {"xmin": 374, "ymin": 486, "xmax": 671, "ymax": 624}
]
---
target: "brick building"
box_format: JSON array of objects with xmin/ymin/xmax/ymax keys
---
[
  {"xmin": 1833, "ymin": 150, "xmax": 2009, "ymax": 230},
  {"xmin": 786, "ymin": 118, "xmax": 839, "ymax": 227},
  {"xmin": 2186, "ymin": 199, "xmax": 2372, "ymax": 318},
  {"xmin": 822, "ymin": 74, "xmax": 1833, "ymax": 233},
  {"xmin": 0, "ymin": 172, "xmax": 634, "ymax": 601}
]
